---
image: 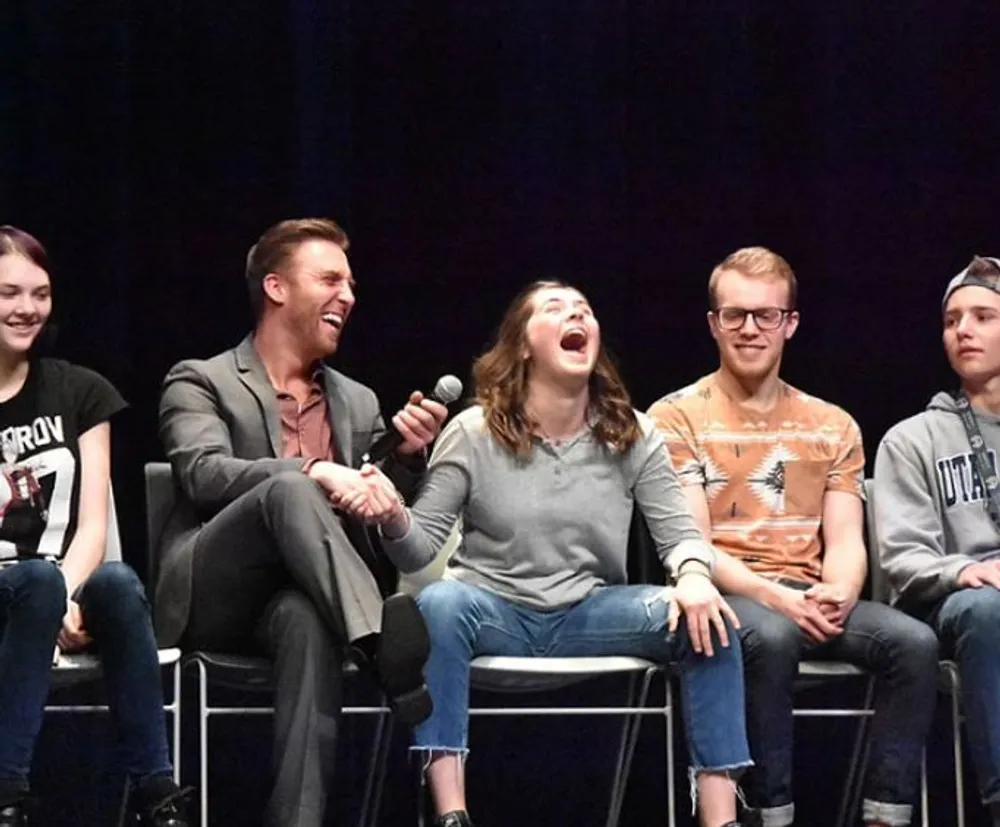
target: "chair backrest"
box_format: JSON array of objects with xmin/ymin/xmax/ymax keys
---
[
  {"xmin": 626, "ymin": 505, "xmax": 666, "ymax": 586},
  {"xmin": 143, "ymin": 462, "xmax": 176, "ymax": 584},
  {"xmin": 862, "ymin": 478, "xmax": 890, "ymax": 603}
]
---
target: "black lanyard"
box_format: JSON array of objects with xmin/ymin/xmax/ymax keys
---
[{"xmin": 952, "ymin": 391, "xmax": 1000, "ymax": 529}]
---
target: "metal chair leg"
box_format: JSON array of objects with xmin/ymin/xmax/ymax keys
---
[
  {"xmin": 666, "ymin": 675, "xmax": 676, "ymax": 827},
  {"xmin": 170, "ymin": 658, "xmax": 182, "ymax": 785},
  {"xmin": 362, "ymin": 709, "xmax": 395, "ymax": 827},
  {"xmin": 944, "ymin": 665, "xmax": 966, "ymax": 827},
  {"xmin": 834, "ymin": 676, "xmax": 876, "ymax": 827},
  {"xmin": 415, "ymin": 752, "xmax": 429, "ymax": 827},
  {"xmin": 197, "ymin": 660, "xmax": 209, "ymax": 827},
  {"xmin": 605, "ymin": 668, "xmax": 656, "ymax": 827},
  {"xmin": 920, "ymin": 749, "xmax": 929, "ymax": 827}
]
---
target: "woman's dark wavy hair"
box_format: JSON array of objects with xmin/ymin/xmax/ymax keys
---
[{"xmin": 473, "ymin": 280, "xmax": 641, "ymax": 458}]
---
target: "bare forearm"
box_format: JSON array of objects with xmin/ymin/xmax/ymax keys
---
[
  {"xmin": 60, "ymin": 528, "xmax": 106, "ymax": 597},
  {"xmin": 821, "ymin": 543, "xmax": 866, "ymax": 598}
]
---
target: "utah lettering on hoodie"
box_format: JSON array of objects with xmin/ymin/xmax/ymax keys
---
[{"xmin": 874, "ymin": 391, "xmax": 1000, "ymax": 609}]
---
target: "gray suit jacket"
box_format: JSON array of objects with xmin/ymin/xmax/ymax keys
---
[{"xmin": 154, "ymin": 335, "xmax": 423, "ymax": 647}]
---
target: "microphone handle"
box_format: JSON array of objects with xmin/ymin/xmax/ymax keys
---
[{"xmin": 361, "ymin": 383, "xmax": 458, "ymax": 464}]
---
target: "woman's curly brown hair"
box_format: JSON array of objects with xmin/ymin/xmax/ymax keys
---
[{"xmin": 473, "ymin": 280, "xmax": 641, "ymax": 458}]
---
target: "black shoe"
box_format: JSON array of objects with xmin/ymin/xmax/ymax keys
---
[
  {"xmin": 120, "ymin": 776, "xmax": 194, "ymax": 827},
  {"xmin": 375, "ymin": 593, "xmax": 433, "ymax": 725},
  {"xmin": 435, "ymin": 811, "xmax": 473, "ymax": 827},
  {"xmin": 0, "ymin": 803, "xmax": 28, "ymax": 827}
]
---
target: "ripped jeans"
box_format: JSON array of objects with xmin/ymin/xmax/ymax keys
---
[{"xmin": 413, "ymin": 579, "xmax": 752, "ymax": 777}]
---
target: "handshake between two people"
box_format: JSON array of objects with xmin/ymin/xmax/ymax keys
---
[
  {"xmin": 309, "ymin": 460, "xmax": 409, "ymax": 534},
  {"xmin": 308, "ymin": 389, "xmax": 448, "ymax": 532}
]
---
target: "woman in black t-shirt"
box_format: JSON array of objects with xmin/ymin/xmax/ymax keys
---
[{"xmin": 0, "ymin": 227, "xmax": 192, "ymax": 826}]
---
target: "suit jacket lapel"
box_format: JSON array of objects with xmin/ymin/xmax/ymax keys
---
[
  {"xmin": 323, "ymin": 367, "xmax": 354, "ymax": 466},
  {"xmin": 234, "ymin": 335, "xmax": 283, "ymax": 457}
]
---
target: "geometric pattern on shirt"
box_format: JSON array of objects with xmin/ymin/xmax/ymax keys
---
[
  {"xmin": 747, "ymin": 443, "xmax": 799, "ymax": 515},
  {"xmin": 713, "ymin": 518, "xmax": 821, "ymax": 545},
  {"xmin": 702, "ymin": 454, "xmax": 730, "ymax": 502}
]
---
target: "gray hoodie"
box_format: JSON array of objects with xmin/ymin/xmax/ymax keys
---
[{"xmin": 874, "ymin": 391, "xmax": 1000, "ymax": 608}]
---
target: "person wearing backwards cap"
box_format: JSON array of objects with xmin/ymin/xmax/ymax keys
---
[{"xmin": 875, "ymin": 255, "xmax": 1000, "ymax": 827}]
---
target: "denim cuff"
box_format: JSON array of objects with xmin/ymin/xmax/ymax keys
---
[
  {"xmin": 862, "ymin": 798, "xmax": 912, "ymax": 826},
  {"xmin": 758, "ymin": 802, "xmax": 794, "ymax": 827}
]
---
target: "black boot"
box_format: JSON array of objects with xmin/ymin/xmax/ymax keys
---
[
  {"xmin": 374, "ymin": 594, "xmax": 433, "ymax": 725},
  {"xmin": 435, "ymin": 811, "xmax": 473, "ymax": 827},
  {"xmin": 118, "ymin": 775, "xmax": 194, "ymax": 827}
]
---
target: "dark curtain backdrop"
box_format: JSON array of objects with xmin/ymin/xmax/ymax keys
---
[{"xmin": 3, "ymin": 2, "xmax": 1000, "ymax": 825}]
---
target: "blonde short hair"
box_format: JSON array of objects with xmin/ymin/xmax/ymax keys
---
[{"xmin": 708, "ymin": 246, "xmax": 797, "ymax": 309}]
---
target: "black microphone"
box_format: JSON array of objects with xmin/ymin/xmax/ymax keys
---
[{"xmin": 362, "ymin": 374, "xmax": 464, "ymax": 463}]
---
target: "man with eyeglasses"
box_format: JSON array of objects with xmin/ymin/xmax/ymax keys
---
[{"xmin": 648, "ymin": 247, "xmax": 937, "ymax": 827}]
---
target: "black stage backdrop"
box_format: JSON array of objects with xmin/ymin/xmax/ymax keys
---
[{"xmin": 2, "ymin": 3, "xmax": 999, "ymax": 825}]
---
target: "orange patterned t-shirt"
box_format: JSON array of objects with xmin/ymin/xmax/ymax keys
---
[{"xmin": 647, "ymin": 373, "xmax": 865, "ymax": 584}]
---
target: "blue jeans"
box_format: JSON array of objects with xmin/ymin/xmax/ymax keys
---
[
  {"xmin": 414, "ymin": 579, "xmax": 751, "ymax": 776},
  {"xmin": 0, "ymin": 560, "xmax": 172, "ymax": 789},
  {"xmin": 0, "ymin": 560, "xmax": 65, "ymax": 789},
  {"xmin": 727, "ymin": 594, "xmax": 939, "ymax": 827},
  {"xmin": 924, "ymin": 586, "xmax": 1000, "ymax": 806}
]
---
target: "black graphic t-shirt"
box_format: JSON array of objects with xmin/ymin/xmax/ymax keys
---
[{"xmin": 0, "ymin": 359, "xmax": 126, "ymax": 562}]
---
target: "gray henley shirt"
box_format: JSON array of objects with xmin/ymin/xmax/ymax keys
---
[{"xmin": 382, "ymin": 405, "xmax": 715, "ymax": 610}]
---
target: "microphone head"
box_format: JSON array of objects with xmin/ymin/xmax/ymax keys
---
[{"xmin": 433, "ymin": 374, "xmax": 464, "ymax": 405}]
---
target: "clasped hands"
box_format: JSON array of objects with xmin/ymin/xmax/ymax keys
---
[
  {"xmin": 308, "ymin": 389, "xmax": 446, "ymax": 528},
  {"xmin": 56, "ymin": 598, "xmax": 92, "ymax": 657},
  {"xmin": 770, "ymin": 581, "xmax": 858, "ymax": 644},
  {"xmin": 309, "ymin": 460, "xmax": 407, "ymax": 527}
]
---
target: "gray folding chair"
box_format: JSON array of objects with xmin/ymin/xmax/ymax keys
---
[
  {"xmin": 403, "ymin": 512, "xmax": 673, "ymax": 827},
  {"xmin": 143, "ymin": 462, "xmax": 391, "ymax": 827},
  {"xmin": 791, "ymin": 660, "xmax": 874, "ymax": 827},
  {"xmin": 466, "ymin": 655, "xmax": 669, "ymax": 827},
  {"xmin": 863, "ymin": 478, "xmax": 965, "ymax": 827},
  {"xmin": 44, "ymin": 488, "xmax": 182, "ymax": 784}
]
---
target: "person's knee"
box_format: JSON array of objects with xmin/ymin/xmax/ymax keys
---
[
  {"xmin": 263, "ymin": 470, "xmax": 324, "ymax": 510},
  {"xmin": 740, "ymin": 611, "xmax": 801, "ymax": 674},
  {"xmin": 12, "ymin": 559, "xmax": 66, "ymax": 620},
  {"xmin": 953, "ymin": 586, "xmax": 1000, "ymax": 631},
  {"xmin": 81, "ymin": 562, "xmax": 148, "ymax": 618},
  {"xmin": 948, "ymin": 588, "xmax": 1000, "ymax": 652},
  {"xmin": 416, "ymin": 580, "xmax": 485, "ymax": 639},
  {"xmin": 893, "ymin": 618, "xmax": 940, "ymax": 675}
]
